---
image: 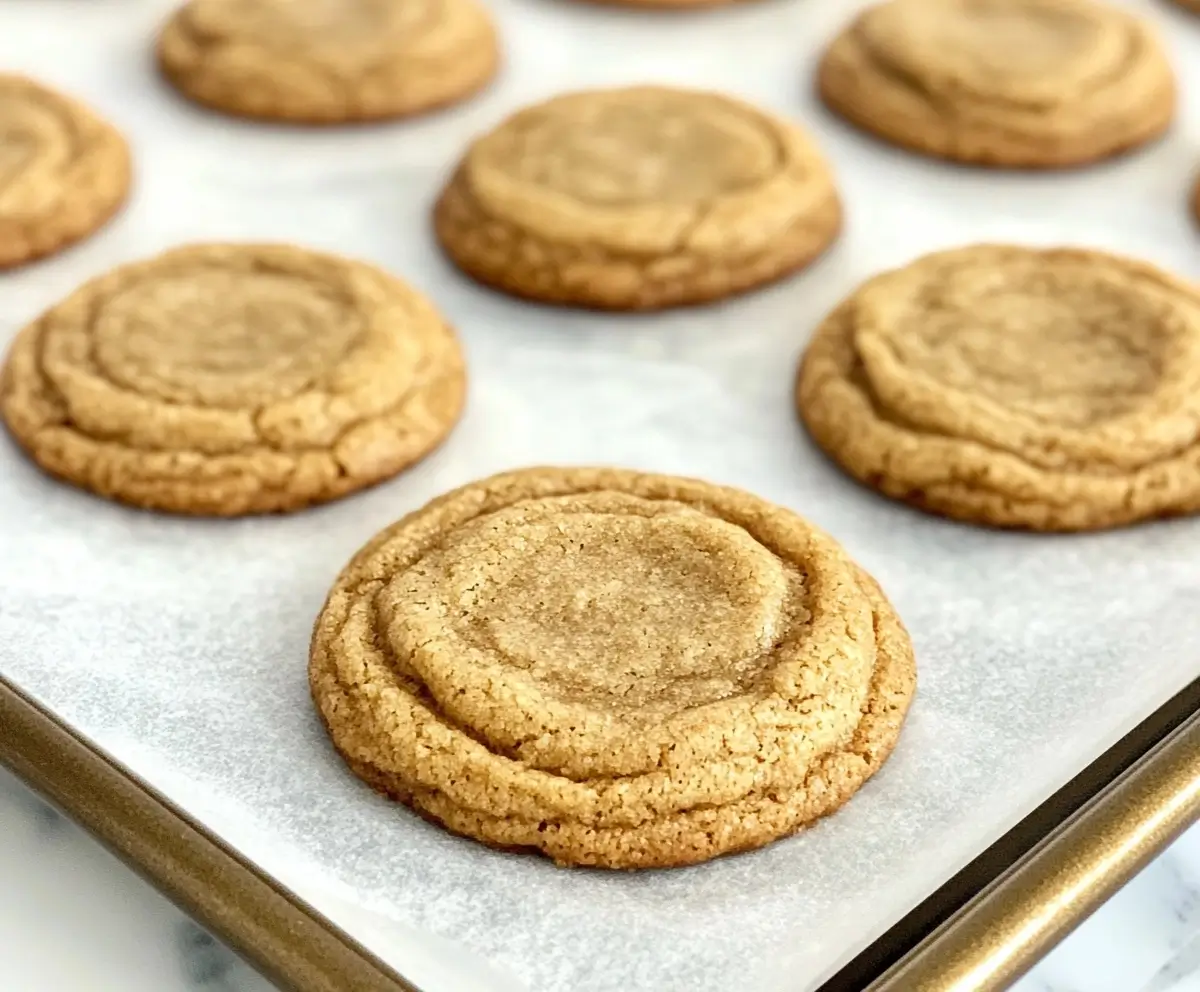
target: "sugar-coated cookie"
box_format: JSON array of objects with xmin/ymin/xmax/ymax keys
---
[
  {"xmin": 817, "ymin": 0, "xmax": 1175, "ymax": 168},
  {"xmin": 435, "ymin": 87, "xmax": 841, "ymax": 310},
  {"xmin": 157, "ymin": 0, "xmax": 499, "ymax": 123},
  {"xmin": 310, "ymin": 466, "xmax": 916, "ymax": 868},
  {"xmin": 0, "ymin": 74, "xmax": 130, "ymax": 268},
  {"xmin": 796, "ymin": 245, "xmax": 1200, "ymax": 531},
  {"xmin": 1, "ymin": 243, "xmax": 466, "ymax": 515}
]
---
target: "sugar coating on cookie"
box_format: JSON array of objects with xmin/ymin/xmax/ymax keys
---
[
  {"xmin": 796, "ymin": 245, "xmax": 1200, "ymax": 531},
  {"xmin": 157, "ymin": 0, "xmax": 499, "ymax": 123},
  {"xmin": 435, "ymin": 86, "xmax": 842, "ymax": 310},
  {"xmin": 0, "ymin": 243, "xmax": 466, "ymax": 515},
  {"xmin": 310, "ymin": 467, "xmax": 916, "ymax": 868},
  {"xmin": 0, "ymin": 74, "xmax": 130, "ymax": 269},
  {"xmin": 818, "ymin": 0, "xmax": 1175, "ymax": 168}
]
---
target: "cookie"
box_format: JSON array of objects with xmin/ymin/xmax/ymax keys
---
[
  {"xmin": 0, "ymin": 74, "xmax": 130, "ymax": 269},
  {"xmin": 434, "ymin": 86, "xmax": 842, "ymax": 310},
  {"xmin": 156, "ymin": 0, "xmax": 499, "ymax": 124},
  {"xmin": 817, "ymin": 0, "xmax": 1175, "ymax": 168},
  {"xmin": 796, "ymin": 245, "xmax": 1200, "ymax": 532},
  {"xmin": 0, "ymin": 243, "xmax": 466, "ymax": 515},
  {"xmin": 310, "ymin": 466, "xmax": 916, "ymax": 869}
]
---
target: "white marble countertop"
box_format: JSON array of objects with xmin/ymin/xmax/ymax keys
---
[{"xmin": 3, "ymin": 762, "xmax": 1199, "ymax": 992}]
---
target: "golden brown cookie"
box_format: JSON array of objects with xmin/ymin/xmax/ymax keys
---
[
  {"xmin": 0, "ymin": 243, "xmax": 466, "ymax": 515},
  {"xmin": 310, "ymin": 467, "xmax": 916, "ymax": 869},
  {"xmin": 156, "ymin": 0, "xmax": 499, "ymax": 124},
  {"xmin": 817, "ymin": 0, "xmax": 1175, "ymax": 168},
  {"xmin": 0, "ymin": 74, "xmax": 130, "ymax": 269},
  {"xmin": 434, "ymin": 86, "xmax": 842, "ymax": 310},
  {"xmin": 796, "ymin": 245, "xmax": 1200, "ymax": 532}
]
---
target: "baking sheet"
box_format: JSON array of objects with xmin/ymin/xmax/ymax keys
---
[{"xmin": 3, "ymin": 0, "xmax": 1200, "ymax": 989}]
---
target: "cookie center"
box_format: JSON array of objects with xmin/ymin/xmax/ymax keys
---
[
  {"xmin": 867, "ymin": 0, "xmax": 1117, "ymax": 103},
  {"xmin": 933, "ymin": 3, "xmax": 1095, "ymax": 71},
  {"xmin": 92, "ymin": 269, "xmax": 362, "ymax": 408},
  {"xmin": 0, "ymin": 127, "xmax": 34, "ymax": 189},
  {"xmin": 878, "ymin": 272, "xmax": 1167, "ymax": 428},
  {"xmin": 503, "ymin": 95, "xmax": 779, "ymax": 205},
  {"xmin": 461, "ymin": 507, "xmax": 790, "ymax": 710},
  {"xmin": 190, "ymin": 0, "xmax": 434, "ymax": 52}
]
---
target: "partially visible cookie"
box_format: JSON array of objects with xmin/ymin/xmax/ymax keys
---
[
  {"xmin": 817, "ymin": 0, "xmax": 1175, "ymax": 168},
  {"xmin": 434, "ymin": 86, "xmax": 842, "ymax": 310},
  {"xmin": 0, "ymin": 243, "xmax": 466, "ymax": 515},
  {"xmin": 0, "ymin": 74, "xmax": 130, "ymax": 269},
  {"xmin": 310, "ymin": 466, "xmax": 916, "ymax": 869},
  {"xmin": 796, "ymin": 245, "xmax": 1200, "ymax": 531},
  {"xmin": 157, "ymin": 0, "xmax": 499, "ymax": 123}
]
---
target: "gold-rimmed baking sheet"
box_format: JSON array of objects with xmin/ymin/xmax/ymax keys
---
[{"xmin": 3, "ymin": 1, "xmax": 1200, "ymax": 990}]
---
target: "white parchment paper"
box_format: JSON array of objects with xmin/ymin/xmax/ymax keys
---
[{"xmin": 3, "ymin": 1, "xmax": 1200, "ymax": 989}]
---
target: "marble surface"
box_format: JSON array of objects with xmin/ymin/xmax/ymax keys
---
[{"xmin": 1, "ymin": 764, "xmax": 1198, "ymax": 992}]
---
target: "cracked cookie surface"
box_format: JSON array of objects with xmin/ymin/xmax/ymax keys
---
[
  {"xmin": 434, "ymin": 87, "xmax": 842, "ymax": 310},
  {"xmin": 157, "ymin": 0, "xmax": 499, "ymax": 123},
  {"xmin": 796, "ymin": 245, "xmax": 1200, "ymax": 531},
  {"xmin": 309, "ymin": 466, "xmax": 916, "ymax": 868},
  {"xmin": 0, "ymin": 243, "xmax": 466, "ymax": 515},
  {"xmin": 817, "ymin": 0, "xmax": 1175, "ymax": 168},
  {"xmin": 0, "ymin": 74, "xmax": 130, "ymax": 268}
]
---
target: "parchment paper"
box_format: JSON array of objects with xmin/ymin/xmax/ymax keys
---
[{"xmin": 3, "ymin": 1, "xmax": 1200, "ymax": 989}]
